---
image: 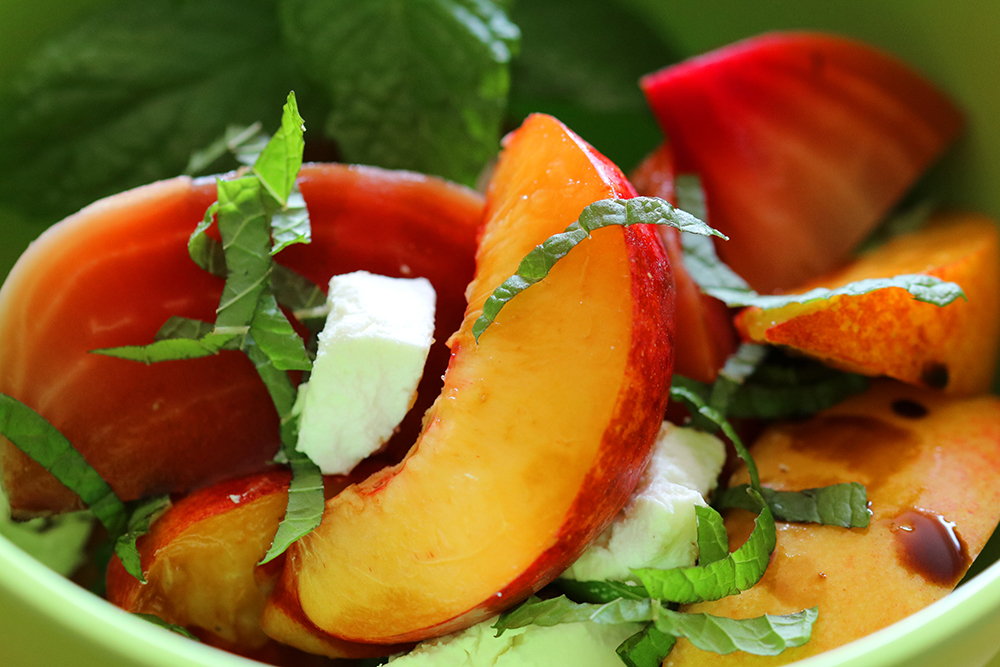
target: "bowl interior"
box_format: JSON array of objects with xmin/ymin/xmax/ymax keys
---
[{"xmin": 2, "ymin": 1, "xmax": 1000, "ymax": 666}]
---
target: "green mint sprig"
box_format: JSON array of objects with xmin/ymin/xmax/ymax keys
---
[
  {"xmin": 472, "ymin": 196, "xmax": 726, "ymax": 342},
  {"xmin": 0, "ymin": 394, "xmax": 127, "ymax": 538},
  {"xmin": 716, "ymin": 483, "xmax": 870, "ymax": 529},
  {"xmin": 494, "ymin": 596, "xmax": 817, "ymax": 657},
  {"xmin": 93, "ymin": 93, "xmax": 326, "ymax": 573},
  {"xmin": 674, "ymin": 174, "xmax": 964, "ymax": 310}
]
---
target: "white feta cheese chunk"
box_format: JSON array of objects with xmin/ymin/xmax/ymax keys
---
[
  {"xmin": 560, "ymin": 422, "xmax": 726, "ymax": 582},
  {"xmin": 293, "ymin": 271, "xmax": 436, "ymax": 475}
]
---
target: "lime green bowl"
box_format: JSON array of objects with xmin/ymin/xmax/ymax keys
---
[{"xmin": 2, "ymin": 1, "xmax": 1000, "ymax": 666}]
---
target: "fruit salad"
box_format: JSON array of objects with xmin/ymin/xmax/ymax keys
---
[{"xmin": 1, "ymin": 3, "xmax": 999, "ymax": 667}]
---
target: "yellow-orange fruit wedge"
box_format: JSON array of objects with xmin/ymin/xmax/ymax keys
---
[
  {"xmin": 735, "ymin": 212, "xmax": 1000, "ymax": 395},
  {"xmin": 105, "ymin": 471, "xmax": 384, "ymax": 665},
  {"xmin": 260, "ymin": 113, "xmax": 676, "ymax": 655},
  {"xmin": 665, "ymin": 380, "xmax": 1000, "ymax": 667}
]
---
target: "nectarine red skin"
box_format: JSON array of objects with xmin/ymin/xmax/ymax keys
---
[
  {"xmin": 106, "ymin": 469, "xmax": 401, "ymax": 663},
  {"xmin": 0, "ymin": 164, "xmax": 483, "ymax": 517},
  {"xmin": 261, "ymin": 114, "xmax": 675, "ymax": 655},
  {"xmin": 642, "ymin": 32, "xmax": 963, "ymax": 293},
  {"xmin": 630, "ymin": 143, "xmax": 738, "ymax": 383}
]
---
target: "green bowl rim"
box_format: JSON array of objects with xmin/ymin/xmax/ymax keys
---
[{"xmin": 4, "ymin": 524, "xmax": 1000, "ymax": 666}]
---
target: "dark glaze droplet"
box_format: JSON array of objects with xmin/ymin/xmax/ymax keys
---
[
  {"xmin": 921, "ymin": 362, "xmax": 950, "ymax": 390},
  {"xmin": 892, "ymin": 509, "xmax": 971, "ymax": 587},
  {"xmin": 892, "ymin": 399, "xmax": 929, "ymax": 419}
]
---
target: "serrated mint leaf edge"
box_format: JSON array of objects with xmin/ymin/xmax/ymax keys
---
[{"xmin": 473, "ymin": 196, "xmax": 725, "ymax": 342}]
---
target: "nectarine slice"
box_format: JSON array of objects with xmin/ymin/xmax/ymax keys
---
[
  {"xmin": 0, "ymin": 164, "xmax": 482, "ymax": 517},
  {"xmin": 105, "ymin": 470, "xmax": 381, "ymax": 665},
  {"xmin": 106, "ymin": 471, "xmax": 291, "ymax": 651},
  {"xmin": 261, "ymin": 114, "xmax": 675, "ymax": 654},
  {"xmin": 735, "ymin": 212, "xmax": 1000, "ymax": 395},
  {"xmin": 630, "ymin": 143, "xmax": 737, "ymax": 383},
  {"xmin": 642, "ymin": 32, "xmax": 963, "ymax": 293},
  {"xmin": 664, "ymin": 380, "xmax": 1000, "ymax": 666}
]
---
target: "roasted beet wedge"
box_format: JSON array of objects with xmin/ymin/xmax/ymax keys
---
[{"xmin": 0, "ymin": 164, "xmax": 482, "ymax": 517}]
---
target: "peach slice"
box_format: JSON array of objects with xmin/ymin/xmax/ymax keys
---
[
  {"xmin": 664, "ymin": 380, "xmax": 1000, "ymax": 666},
  {"xmin": 735, "ymin": 212, "xmax": 1000, "ymax": 395},
  {"xmin": 0, "ymin": 164, "xmax": 482, "ymax": 517},
  {"xmin": 260, "ymin": 114, "xmax": 676, "ymax": 655},
  {"xmin": 105, "ymin": 470, "xmax": 388, "ymax": 665},
  {"xmin": 630, "ymin": 143, "xmax": 738, "ymax": 383}
]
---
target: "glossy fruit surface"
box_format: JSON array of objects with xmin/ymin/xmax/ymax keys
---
[
  {"xmin": 665, "ymin": 381, "xmax": 1000, "ymax": 666},
  {"xmin": 736, "ymin": 212, "xmax": 1000, "ymax": 395},
  {"xmin": 630, "ymin": 143, "xmax": 737, "ymax": 383},
  {"xmin": 261, "ymin": 113, "xmax": 675, "ymax": 654},
  {"xmin": 642, "ymin": 32, "xmax": 963, "ymax": 293}
]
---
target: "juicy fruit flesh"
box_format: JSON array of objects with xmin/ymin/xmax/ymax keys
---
[
  {"xmin": 106, "ymin": 472, "xmax": 292, "ymax": 649},
  {"xmin": 297, "ymin": 232, "xmax": 632, "ymax": 640},
  {"xmin": 265, "ymin": 114, "xmax": 674, "ymax": 648},
  {"xmin": 736, "ymin": 212, "xmax": 1000, "ymax": 395},
  {"xmin": 665, "ymin": 381, "xmax": 1000, "ymax": 666},
  {"xmin": 129, "ymin": 495, "xmax": 287, "ymax": 648}
]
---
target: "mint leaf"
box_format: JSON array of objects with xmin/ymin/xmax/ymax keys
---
[
  {"xmin": 495, "ymin": 596, "xmax": 657, "ymax": 633},
  {"xmin": 632, "ymin": 500, "xmax": 776, "ymax": 604},
  {"xmin": 242, "ymin": 338, "xmax": 323, "ymax": 565},
  {"xmin": 89, "ymin": 94, "xmax": 324, "ymax": 569},
  {"xmin": 558, "ymin": 579, "xmax": 650, "ymax": 604},
  {"xmin": 91, "ymin": 329, "xmax": 241, "ymax": 363},
  {"xmin": 674, "ymin": 174, "xmax": 707, "ymax": 221},
  {"xmin": 259, "ymin": 450, "xmax": 324, "ymax": 564},
  {"xmin": 668, "ymin": 381, "xmax": 761, "ymax": 492},
  {"xmin": 652, "ymin": 607, "xmax": 817, "ymax": 656},
  {"xmin": 214, "ymin": 175, "xmax": 275, "ymax": 330},
  {"xmin": 188, "ymin": 203, "xmax": 226, "ymax": 277},
  {"xmin": 0, "ymin": 394, "xmax": 127, "ymax": 537},
  {"xmin": 114, "ymin": 495, "xmax": 171, "ymax": 584},
  {"xmin": 250, "ymin": 291, "xmax": 313, "ymax": 371},
  {"xmin": 725, "ymin": 370, "xmax": 869, "ymax": 420},
  {"xmin": 473, "ymin": 196, "xmax": 726, "ymax": 342},
  {"xmin": 695, "ymin": 505, "xmax": 730, "ymax": 566},
  {"xmin": 279, "ymin": 0, "xmax": 519, "ymax": 187},
  {"xmin": 676, "ymin": 347, "xmax": 870, "ymax": 423},
  {"xmin": 184, "ymin": 122, "xmax": 267, "ymax": 176},
  {"xmin": 0, "ymin": 0, "xmax": 305, "ymax": 220},
  {"xmin": 252, "ymin": 92, "xmax": 306, "ymax": 209},
  {"xmin": 271, "ymin": 264, "xmax": 328, "ymax": 334},
  {"xmin": 716, "ymin": 483, "xmax": 871, "ymax": 529},
  {"xmin": 495, "ymin": 596, "xmax": 817, "ymax": 657},
  {"xmin": 270, "ymin": 185, "xmax": 312, "ymax": 255},
  {"xmin": 707, "ymin": 344, "xmax": 768, "ymax": 416},
  {"xmin": 133, "ymin": 613, "xmax": 200, "ymax": 641},
  {"xmin": 680, "ymin": 225, "xmax": 965, "ymax": 309},
  {"xmin": 616, "ymin": 625, "xmax": 676, "ymax": 667}
]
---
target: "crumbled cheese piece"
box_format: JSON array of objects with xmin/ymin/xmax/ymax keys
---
[
  {"xmin": 560, "ymin": 422, "xmax": 727, "ymax": 582},
  {"xmin": 293, "ymin": 271, "xmax": 435, "ymax": 475}
]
